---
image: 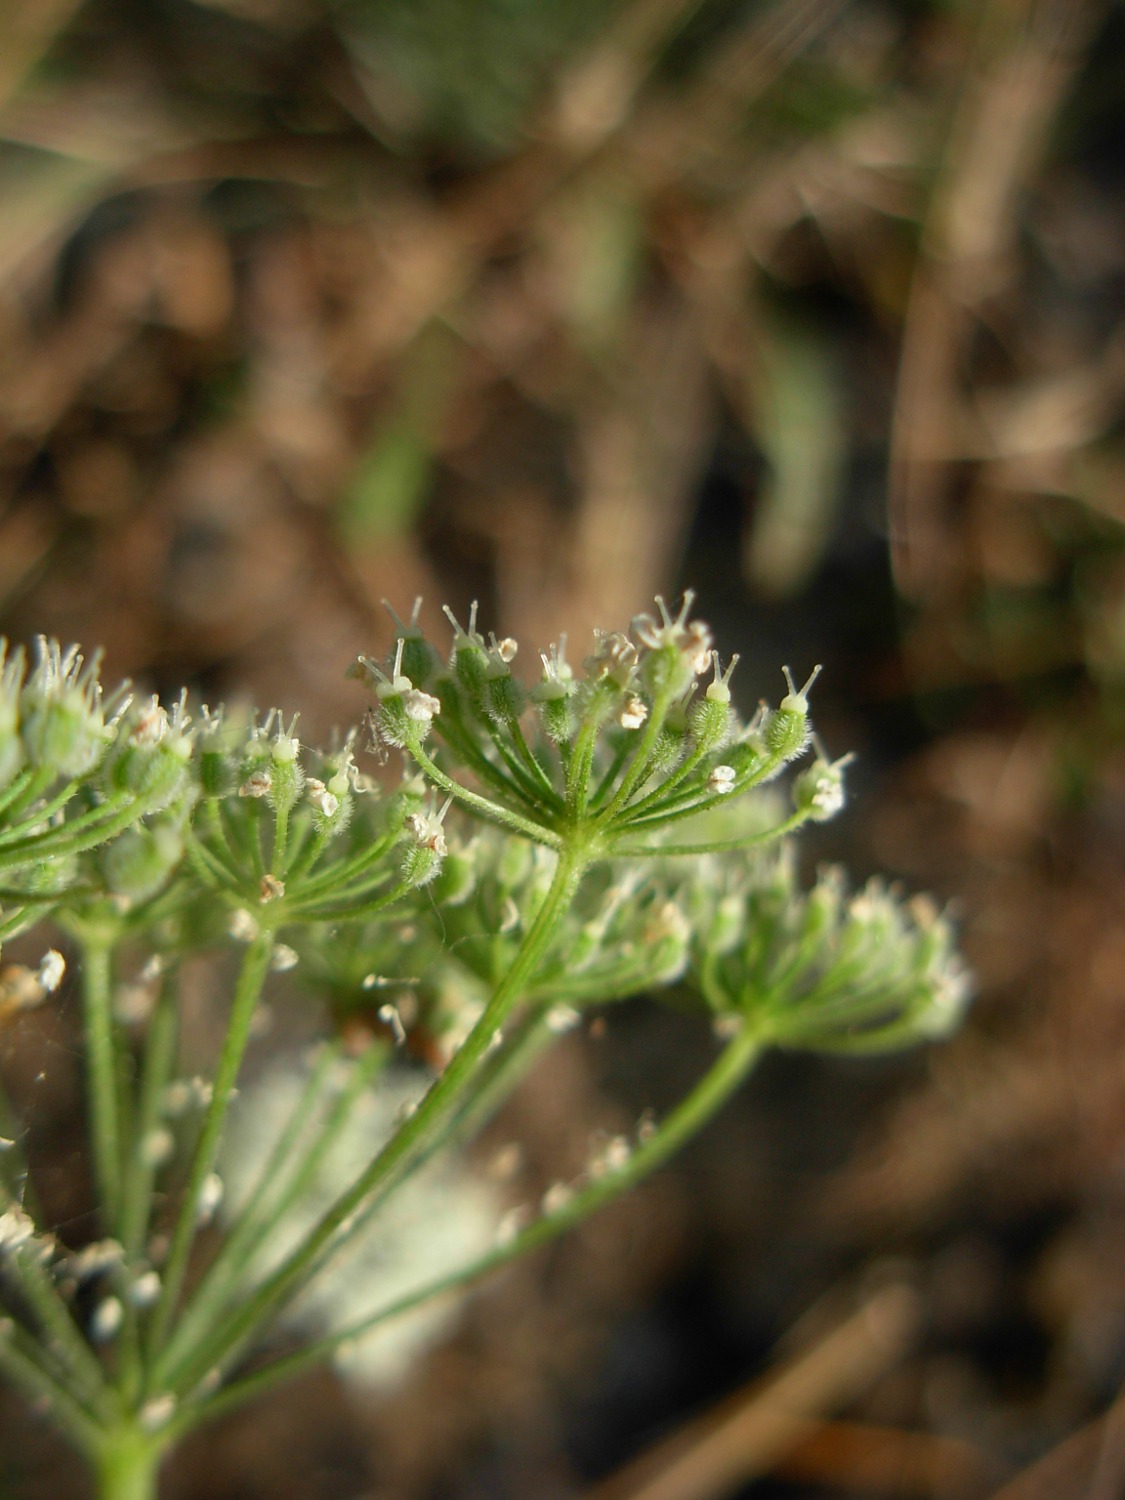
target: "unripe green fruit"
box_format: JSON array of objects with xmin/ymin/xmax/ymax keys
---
[
  {"xmin": 21, "ymin": 693, "xmax": 107, "ymax": 778},
  {"xmin": 688, "ymin": 696, "xmax": 731, "ymax": 754},
  {"xmin": 485, "ymin": 672, "xmax": 525, "ymax": 724},
  {"xmin": 102, "ymin": 821, "xmax": 184, "ymax": 902}
]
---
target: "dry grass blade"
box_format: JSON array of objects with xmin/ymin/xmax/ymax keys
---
[
  {"xmin": 983, "ymin": 1387, "xmax": 1125, "ymax": 1500},
  {"xmin": 775, "ymin": 1417, "xmax": 1002, "ymax": 1498},
  {"xmin": 583, "ymin": 1284, "xmax": 920, "ymax": 1500},
  {"xmin": 888, "ymin": 0, "xmax": 1106, "ymax": 600}
]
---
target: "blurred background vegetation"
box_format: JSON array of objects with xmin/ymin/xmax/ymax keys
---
[{"xmin": 1, "ymin": 0, "xmax": 1124, "ymax": 1496}]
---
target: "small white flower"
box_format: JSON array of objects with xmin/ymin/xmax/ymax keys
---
[
  {"xmin": 128, "ymin": 1270, "xmax": 162, "ymax": 1308},
  {"xmin": 36, "ymin": 950, "xmax": 65, "ymax": 993},
  {"xmin": 140, "ymin": 1395, "xmax": 177, "ymax": 1432},
  {"xmin": 402, "ymin": 688, "xmax": 441, "ymax": 724},
  {"xmin": 141, "ymin": 1128, "xmax": 175, "ymax": 1168},
  {"xmin": 541, "ymin": 1182, "xmax": 575, "ymax": 1215},
  {"xmin": 587, "ymin": 1133, "xmax": 631, "ymax": 1179},
  {"xmin": 545, "ymin": 1005, "xmax": 581, "ymax": 1034},
  {"xmin": 228, "ymin": 909, "xmax": 259, "ymax": 943},
  {"xmin": 90, "ymin": 1297, "xmax": 124, "ymax": 1342},
  {"xmin": 129, "ymin": 696, "xmax": 168, "ymax": 747},
  {"xmin": 306, "ymin": 779, "xmax": 339, "ymax": 818},
  {"xmin": 631, "ymin": 592, "xmax": 713, "ymax": 675},
  {"xmin": 707, "ymin": 764, "xmax": 737, "ymax": 795},
  {"xmin": 495, "ymin": 1205, "xmax": 531, "ymax": 1248},
  {"xmin": 406, "ymin": 795, "xmax": 452, "ymax": 858},
  {"xmin": 239, "ymin": 769, "xmax": 272, "ymax": 798},
  {"xmin": 271, "ymin": 944, "xmax": 299, "ymax": 973},
  {"xmin": 619, "ymin": 694, "xmax": 648, "ymax": 730},
  {"xmin": 196, "ymin": 1173, "xmax": 224, "ymax": 1225}
]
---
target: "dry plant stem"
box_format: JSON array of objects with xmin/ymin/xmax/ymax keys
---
[
  {"xmin": 150, "ymin": 843, "xmax": 590, "ymax": 1396},
  {"xmin": 168, "ymin": 1016, "xmax": 765, "ymax": 1438},
  {"xmin": 146, "ymin": 931, "xmax": 275, "ymax": 1358}
]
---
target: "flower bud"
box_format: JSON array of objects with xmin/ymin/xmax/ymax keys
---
[
  {"xmin": 102, "ymin": 819, "xmax": 185, "ymax": 902},
  {"xmin": 484, "ymin": 637, "xmax": 526, "ymax": 723},
  {"xmin": 384, "ymin": 598, "xmax": 440, "ymax": 688},
  {"xmin": 401, "ymin": 798, "xmax": 452, "ymax": 886},
  {"xmin": 107, "ymin": 695, "xmax": 194, "ymax": 811},
  {"xmin": 0, "ymin": 640, "xmax": 26, "ymax": 789},
  {"xmin": 763, "ymin": 666, "xmax": 821, "ymax": 763},
  {"xmin": 632, "ymin": 593, "xmax": 713, "ymax": 699},
  {"xmin": 442, "ymin": 602, "xmax": 490, "ymax": 701},
  {"xmin": 196, "ymin": 707, "xmax": 235, "ymax": 798},
  {"xmin": 20, "ymin": 640, "xmax": 110, "ymax": 778},
  {"xmin": 792, "ymin": 751, "xmax": 852, "ymax": 822}
]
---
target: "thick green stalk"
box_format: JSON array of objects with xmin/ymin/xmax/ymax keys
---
[
  {"xmin": 93, "ymin": 1428, "xmax": 165, "ymax": 1500},
  {"xmin": 153, "ymin": 843, "xmax": 589, "ymax": 1395},
  {"xmin": 146, "ymin": 931, "xmax": 274, "ymax": 1357}
]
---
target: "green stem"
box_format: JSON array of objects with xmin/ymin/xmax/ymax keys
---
[
  {"xmin": 435, "ymin": 700, "xmax": 550, "ymax": 816},
  {"xmin": 0, "ymin": 794, "xmax": 141, "ymax": 871},
  {"xmin": 155, "ymin": 843, "xmax": 589, "ymax": 1395},
  {"xmin": 81, "ymin": 939, "xmax": 124, "ymax": 1233},
  {"xmin": 0, "ymin": 765, "xmax": 41, "ymax": 820},
  {"xmin": 174, "ymin": 1020, "xmax": 763, "ymax": 1434},
  {"xmin": 146, "ymin": 932, "xmax": 274, "ymax": 1359},
  {"xmin": 11, "ymin": 1245, "xmax": 113, "ymax": 1413},
  {"xmin": 156, "ymin": 1041, "xmax": 386, "ymax": 1379},
  {"xmin": 609, "ymin": 810, "xmax": 811, "ymax": 859},
  {"xmin": 93, "ymin": 1427, "xmax": 165, "ymax": 1500},
  {"xmin": 595, "ymin": 689, "xmax": 672, "ymax": 823},
  {"xmin": 0, "ymin": 778, "xmax": 82, "ymax": 845},
  {"xmin": 283, "ymin": 826, "xmax": 400, "ymax": 900},
  {"xmin": 406, "ymin": 740, "xmax": 560, "ymax": 848},
  {"xmin": 566, "ymin": 717, "xmax": 600, "ymax": 817},
  {"xmin": 0, "ymin": 1323, "xmax": 104, "ymax": 1455},
  {"xmin": 120, "ymin": 980, "xmax": 180, "ymax": 1262}
]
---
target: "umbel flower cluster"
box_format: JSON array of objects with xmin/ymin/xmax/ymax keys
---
[{"xmin": 0, "ymin": 600, "xmax": 969, "ymax": 1500}]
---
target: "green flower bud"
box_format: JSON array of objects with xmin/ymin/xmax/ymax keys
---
[
  {"xmin": 401, "ymin": 798, "xmax": 451, "ymax": 887},
  {"xmin": 763, "ymin": 665, "xmax": 821, "ymax": 762},
  {"xmin": 19, "ymin": 639, "xmax": 111, "ymax": 778},
  {"xmin": 197, "ymin": 708, "xmax": 235, "ymax": 798},
  {"xmin": 431, "ymin": 844, "xmax": 476, "ymax": 906},
  {"xmin": 792, "ymin": 749, "xmax": 853, "ymax": 823},
  {"xmin": 107, "ymin": 695, "xmax": 194, "ymax": 811},
  {"xmin": 632, "ymin": 593, "xmax": 713, "ymax": 699},
  {"xmin": 268, "ymin": 719, "xmax": 305, "ymax": 816},
  {"xmin": 102, "ymin": 820, "xmax": 185, "ymax": 902},
  {"xmin": 484, "ymin": 637, "xmax": 526, "ymax": 723},
  {"xmin": 0, "ymin": 638, "xmax": 26, "ymax": 789},
  {"xmin": 384, "ymin": 598, "xmax": 440, "ymax": 688},
  {"xmin": 442, "ymin": 603, "xmax": 489, "ymax": 701}
]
